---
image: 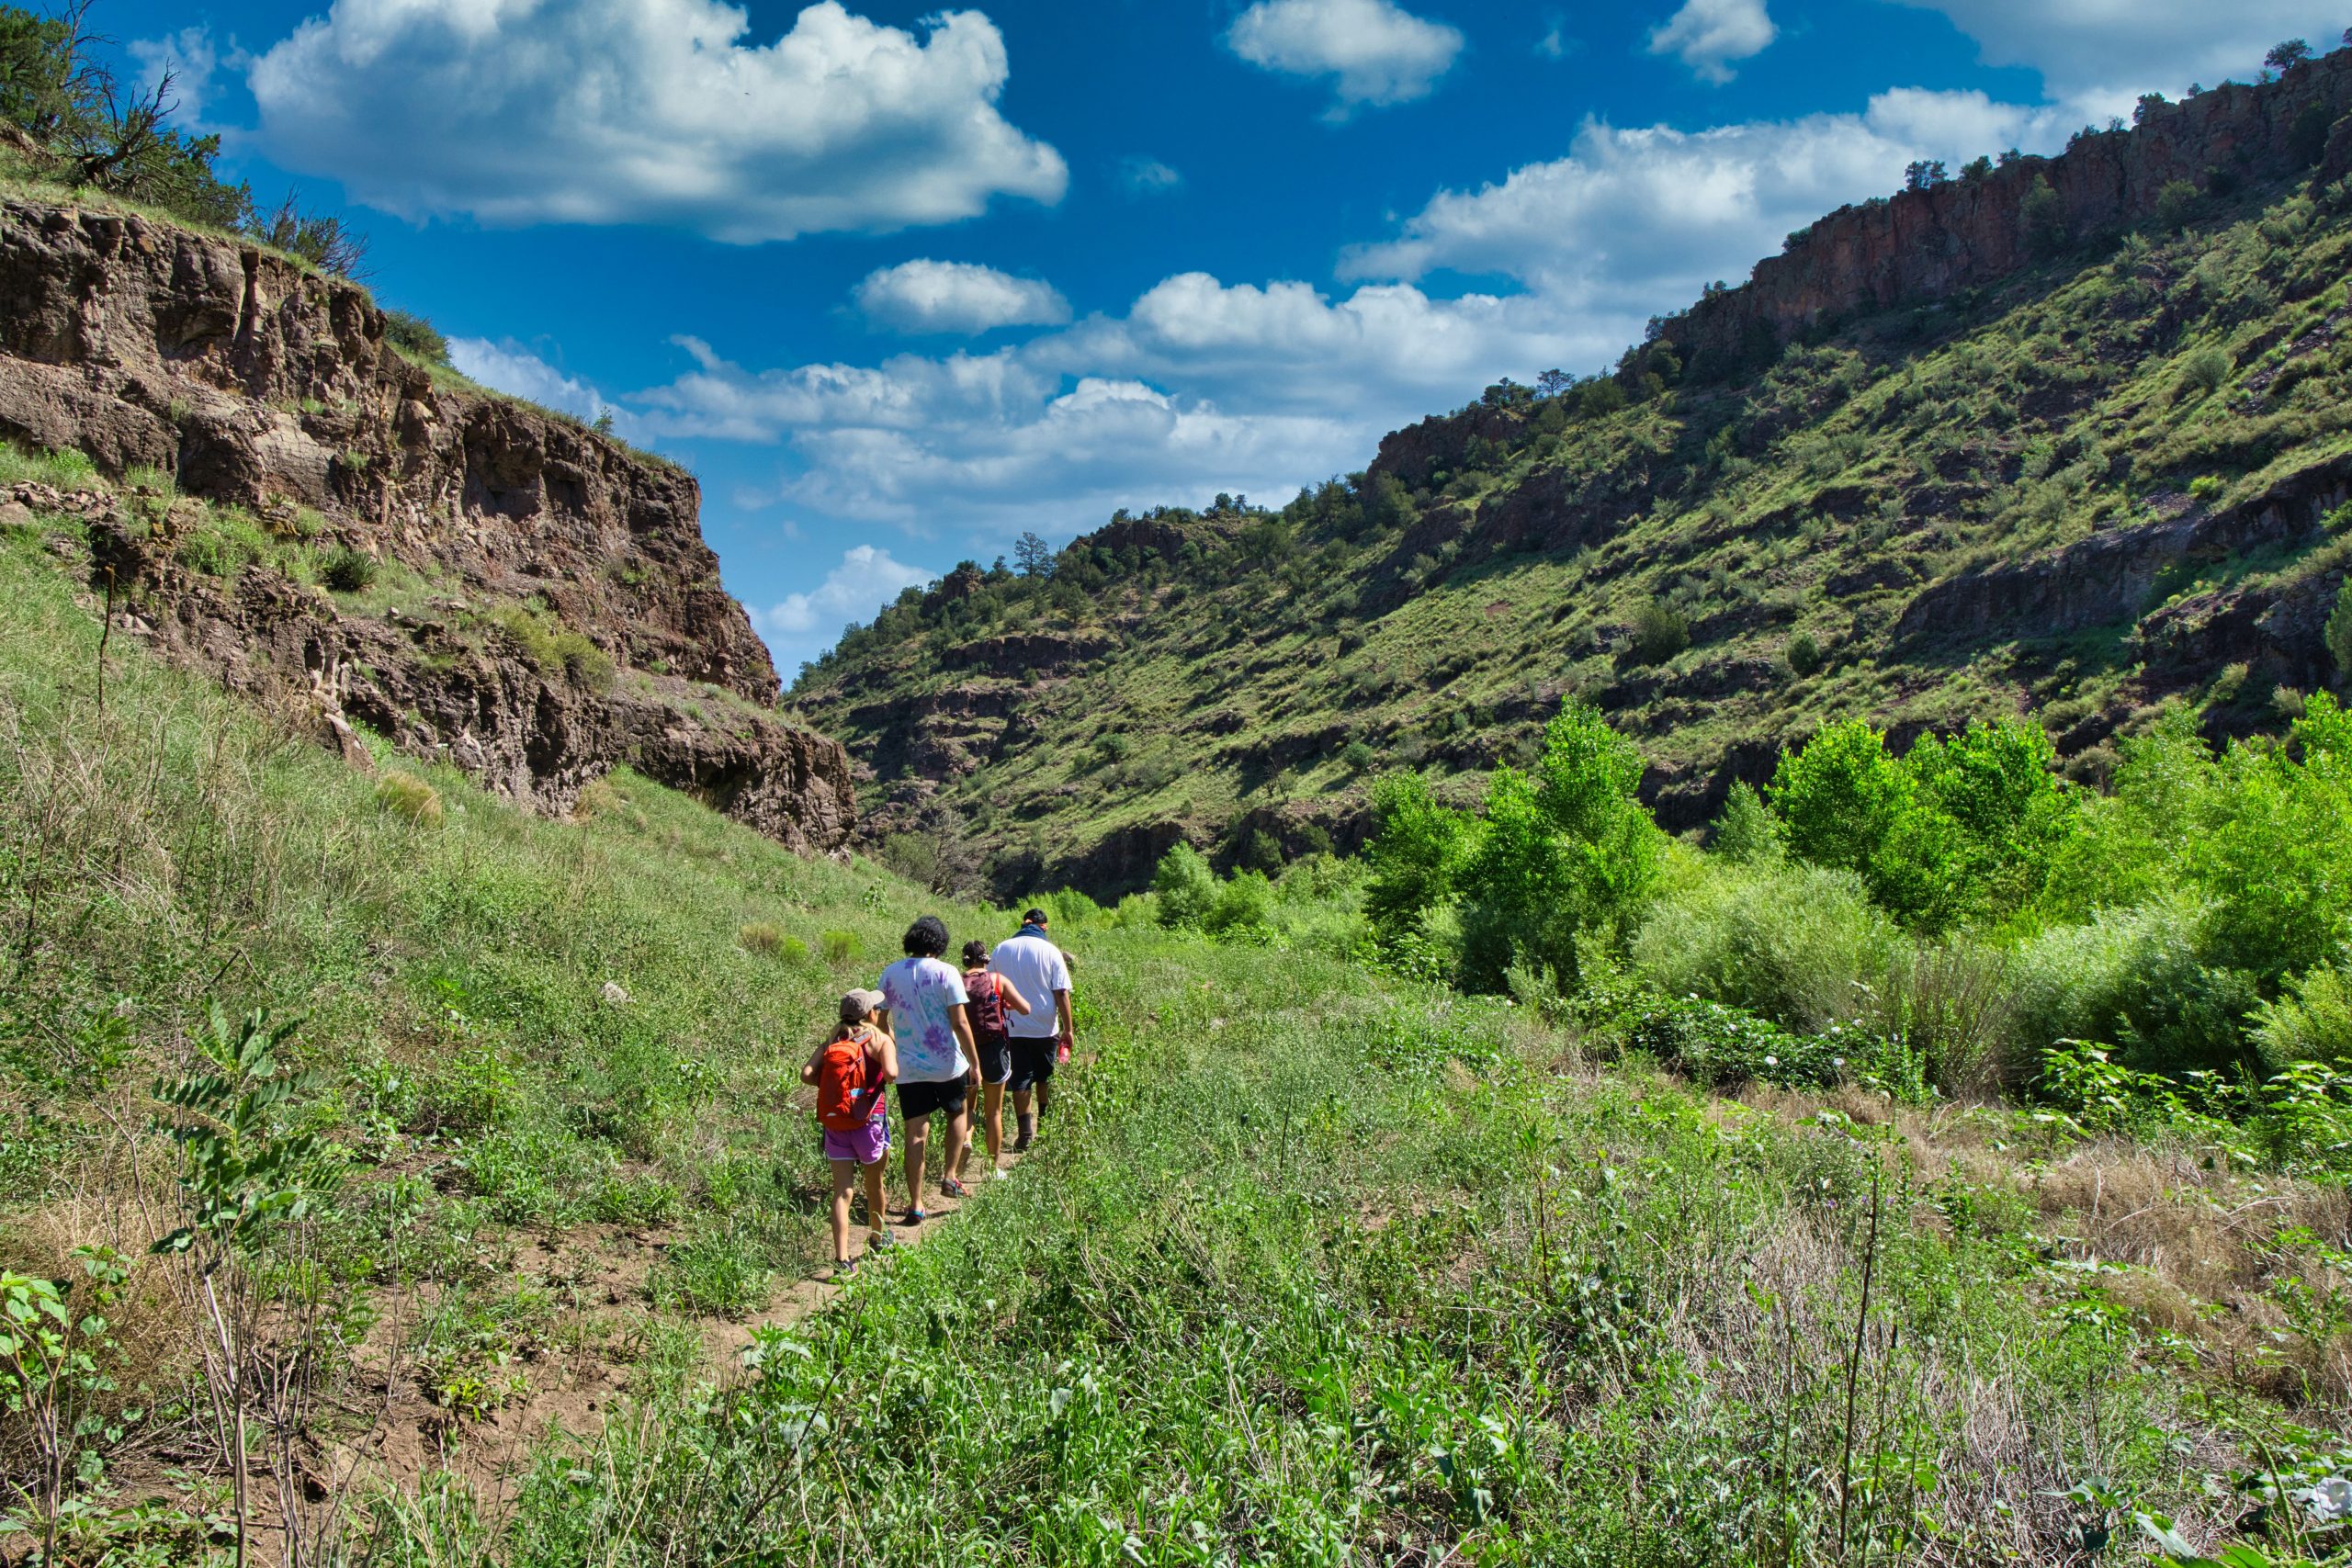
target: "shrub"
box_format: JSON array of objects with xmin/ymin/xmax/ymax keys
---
[
  {"xmin": 2254, "ymin": 965, "xmax": 2352, "ymax": 1068},
  {"xmin": 1711, "ymin": 782, "xmax": 1781, "ymax": 863},
  {"xmin": 820, "ymin": 931, "xmax": 863, "ymax": 964},
  {"xmin": 2007, "ymin": 897, "xmax": 2260, "ymax": 1077},
  {"xmin": 376, "ymin": 773, "xmax": 444, "ymax": 828},
  {"xmin": 384, "ymin": 309, "xmax": 450, "ymax": 366},
  {"xmin": 1631, "ymin": 859, "xmax": 1896, "ymax": 1032},
  {"xmin": 2328, "ymin": 577, "xmax": 2352, "ymax": 676},
  {"xmin": 1457, "ymin": 703, "xmax": 1666, "ymax": 989},
  {"xmin": 1340, "ymin": 739, "xmax": 1377, "ymax": 773},
  {"xmin": 737, "ymin": 922, "xmax": 785, "ymax": 958},
  {"xmin": 1771, "ymin": 716, "xmax": 2075, "ymax": 931},
  {"xmin": 321, "ymin": 546, "xmax": 378, "ymax": 593},
  {"xmin": 1627, "ymin": 597, "xmax": 1690, "ymax": 664},
  {"xmin": 2154, "ymin": 178, "xmax": 2199, "ymax": 231},
  {"xmin": 1152, "ymin": 842, "xmax": 1220, "ymax": 931},
  {"xmin": 1095, "ymin": 733, "xmax": 1136, "ymax": 764},
  {"xmin": 1784, "ymin": 630, "xmax": 1825, "ymax": 677},
  {"xmin": 1619, "ymin": 992, "xmax": 1847, "ymax": 1090},
  {"xmin": 2179, "ymin": 347, "xmax": 2232, "ymax": 397},
  {"xmin": 2021, "ymin": 175, "xmax": 2067, "ymax": 254}
]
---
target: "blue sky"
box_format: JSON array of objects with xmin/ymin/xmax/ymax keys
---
[{"xmin": 119, "ymin": 0, "xmax": 2346, "ymax": 677}]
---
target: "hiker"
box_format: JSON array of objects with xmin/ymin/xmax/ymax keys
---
[
  {"xmin": 956, "ymin": 937, "xmax": 1033, "ymax": 1182},
  {"xmin": 876, "ymin": 915, "xmax": 979, "ymax": 1221},
  {"xmin": 987, "ymin": 908, "xmax": 1074, "ymax": 1152},
  {"xmin": 802, "ymin": 988, "xmax": 896, "ymax": 1276}
]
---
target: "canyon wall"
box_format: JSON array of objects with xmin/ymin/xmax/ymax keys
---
[{"xmin": 0, "ymin": 197, "xmax": 854, "ymax": 852}]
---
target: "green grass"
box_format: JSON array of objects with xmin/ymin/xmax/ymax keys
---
[{"xmin": 1, "ymin": 486, "xmax": 2345, "ymax": 1563}]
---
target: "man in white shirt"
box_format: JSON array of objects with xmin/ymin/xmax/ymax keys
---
[
  {"xmin": 876, "ymin": 915, "xmax": 978, "ymax": 1220},
  {"xmin": 987, "ymin": 908, "xmax": 1073, "ymax": 1151}
]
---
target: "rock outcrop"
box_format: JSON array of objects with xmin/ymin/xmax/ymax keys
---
[
  {"xmin": 1671, "ymin": 56, "xmax": 2352, "ymax": 369},
  {"xmin": 0, "ymin": 197, "xmax": 854, "ymax": 852}
]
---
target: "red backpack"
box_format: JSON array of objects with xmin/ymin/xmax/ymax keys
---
[
  {"xmin": 817, "ymin": 1028, "xmax": 880, "ymax": 1131},
  {"xmin": 964, "ymin": 969, "xmax": 1010, "ymax": 1043}
]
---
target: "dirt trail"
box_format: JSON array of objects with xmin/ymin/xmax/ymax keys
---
[{"xmin": 333, "ymin": 1138, "xmax": 1035, "ymax": 1521}]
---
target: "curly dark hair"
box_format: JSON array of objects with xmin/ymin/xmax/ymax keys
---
[{"xmin": 903, "ymin": 915, "xmax": 950, "ymax": 958}]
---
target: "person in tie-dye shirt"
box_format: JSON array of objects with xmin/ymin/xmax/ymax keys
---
[{"xmin": 876, "ymin": 915, "xmax": 978, "ymax": 1224}]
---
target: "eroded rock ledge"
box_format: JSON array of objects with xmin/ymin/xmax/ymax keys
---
[{"xmin": 0, "ymin": 197, "xmax": 853, "ymax": 852}]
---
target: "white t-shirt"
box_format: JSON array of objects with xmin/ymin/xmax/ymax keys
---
[
  {"xmin": 878, "ymin": 956, "xmax": 969, "ymax": 1082},
  {"xmin": 989, "ymin": 929, "xmax": 1071, "ymax": 1039}
]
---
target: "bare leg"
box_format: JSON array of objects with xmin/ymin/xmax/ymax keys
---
[
  {"xmin": 827, "ymin": 1160, "xmax": 857, "ymax": 1261},
  {"xmin": 981, "ymin": 1082, "xmax": 1005, "ymax": 1169},
  {"xmin": 951, "ymin": 1083, "xmax": 980, "ymax": 1181},
  {"xmin": 902, "ymin": 1115, "xmax": 930, "ymax": 1213},
  {"xmin": 861, "ymin": 1159, "xmax": 889, "ymax": 1248},
  {"xmin": 939, "ymin": 1106, "xmax": 972, "ymax": 1194}
]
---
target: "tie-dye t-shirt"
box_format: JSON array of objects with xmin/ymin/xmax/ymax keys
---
[{"xmin": 878, "ymin": 955, "xmax": 970, "ymax": 1083}]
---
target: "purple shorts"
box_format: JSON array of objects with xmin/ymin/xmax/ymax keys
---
[{"xmin": 821, "ymin": 1116, "xmax": 890, "ymax": 1167}]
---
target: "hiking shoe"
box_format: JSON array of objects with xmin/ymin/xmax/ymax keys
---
[
  {"xmin": 941, "ymin": 1177, "xmax": 970, "ymax": 1200},
  {"xmin": 1012, "ymin": 1128, "xmax": 1033, "ymax": 1154},
  {"xmin": 900, "ymin": 1207, "xmax": 927, "ymax": 1226},
  {"xmin": 868, "ymin": 1228, "xmax": 898, "ymax": 1251}
]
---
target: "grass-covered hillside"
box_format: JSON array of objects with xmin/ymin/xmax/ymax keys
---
[
  {"xmin": 794, "ymin": 72, "xmax": 2352, "ymax": 897},
  {"xmin": 6, "ymin": 449, "xmax": 2352, "ymax": 1567}
]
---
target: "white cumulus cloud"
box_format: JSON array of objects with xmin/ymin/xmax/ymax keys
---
[
  {"xmin": 243, "ymin": 0, "xmax": 1068, "ymax": 243},
  {"xmin": 450, "ymin": 338, "xmax": 627, "ymax": 428},
  {"xmin": 853, "ymin": 260, "xmax": 1071, "ymax": 335},
  {"xmin": 1118, "ymin": 156, "xmax": 1186, "ymax": 197},
  {"xmin": 1648, "ymin": 0, "xmax": 1778, "ymax": 84},
  {"xmin": 1224, "ymin": 0, "xmax": 1465, "ymax": 116},
  {"xmin": 753, "ymin": 544, "xmax": 933, "ymax": 637},
  {"xmin": 1886, "ymin": 0, "xmax": 2348, "ymax": 107},
  {"xmin": 1342, "ymin": 89, "xmax": 2075, "ymax": 316}
]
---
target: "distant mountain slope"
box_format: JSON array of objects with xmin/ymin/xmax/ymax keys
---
[{"xmin": 791, "ymin": 51, "xmax": 2352, "ymax": 897}]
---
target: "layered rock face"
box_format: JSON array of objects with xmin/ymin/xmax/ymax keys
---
[
  {"xmin": 1673, "ymin": 55, "xmax": 2352, "ymax": 367},
  {"xmin": 0, "ymin": 197, "xmax": 854, "ymax": 852}
]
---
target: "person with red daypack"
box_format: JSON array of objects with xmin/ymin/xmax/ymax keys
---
[
  {"xmin": 801, "ymin": 988, "xmax": 898, "ymax": 1276},
  {"xmin": 955, "ymin": 938, "xmax": 1032, "ymax": 1184}
]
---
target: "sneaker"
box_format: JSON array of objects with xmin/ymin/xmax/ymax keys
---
[
  {"xmin": 833, "ymin": 1257, "xmax": 858, "ymax": 1279},
  {"xmin": 1012, "ymin": 1125, "xmax": 1033, "ymax": 1154},
  {"xmin": 868, "ymin": 1228, "xmax": 898, "ymax": 1251},
  {"xmin": 990, "ymin": 1168, "xmax": 1009, "ymax": 1181},
  {"xmin": 941, "ymin": 1176, "xmax": 969, "ymax": 1200}
]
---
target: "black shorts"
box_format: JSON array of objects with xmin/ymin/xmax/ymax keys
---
[
  {"xmin": 897, "ymin": 1078, "xmax": 969, "ymax": 1122},
  {"xmin": 975, "ymin": 1037, "xmax": 1012, "ymax": 1085},
  {"xmin": 1010, "ymin": 1037, "xmax": 1058, "ymax": 1091}
]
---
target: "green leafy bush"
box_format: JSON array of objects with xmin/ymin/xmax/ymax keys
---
[
  {"xmin": 2180, "ymin": 346, "xmax": 2233, "ymax": 396},
  {"xmin": 1152, "ymin": 842, "xmax": 1219, "ymax": 931},
  {"xmin": 1770, "ymin": 716, "xmax": 2075, "ymax": 931},
  {"xmin": 1784, "ymin": 630, "xmax": 1824, "ymax": 677},
  {"xmin": 2254, "ymin": 965, "xmax": 2352, "ymax": 1068},
  {"xmin": 1456, "ymin": 702, "xmax": 1665, "ymax": 989},
  {"xmin": 321, "ymin": 546, "xmax": 378, "ymax": 593},
  {"xmin": 1631, "ymin": 859, "xmax": 1895, "ymax": 1032},
  {"xmin": 1627, "ymin": 598, "xmax": 1690, "ymax": 664},
  {"xmin": 820, "ymin": 930, "xmax": 863, "ymax": 964},
  {"xmin": 383, "ymin": 310, "xmax": 450, "ymax": 366}
]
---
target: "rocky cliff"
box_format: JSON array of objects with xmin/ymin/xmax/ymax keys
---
[
  {"xmin": 1671, "ymin": 53, "xmax": 2352, "ymax": 371},
  {"xmin": 0, "ymin": 197, "xmax": 854, "ymax": 852}
]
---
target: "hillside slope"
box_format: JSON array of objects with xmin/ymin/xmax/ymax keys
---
[
  {"xmin": 0, "ymin": 196, "xmax": 854, "ymax": 849},
  {"xmin": 793, "ymin": 51, "xmax": 2352, "ymax": 897}
]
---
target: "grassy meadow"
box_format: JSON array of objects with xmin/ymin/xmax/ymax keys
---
[{"xmin": 1, "ymin": 471, "xmax": 2349, "ymax": 1565}]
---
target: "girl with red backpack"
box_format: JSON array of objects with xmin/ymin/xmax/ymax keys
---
[
  {"xmin": 954, "ymin": 939, "xmax": 1032, "ymax": 1188},
  {"xmin": 802, "ymin": 989, "xmax": 899, "ymax": 1275}
]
